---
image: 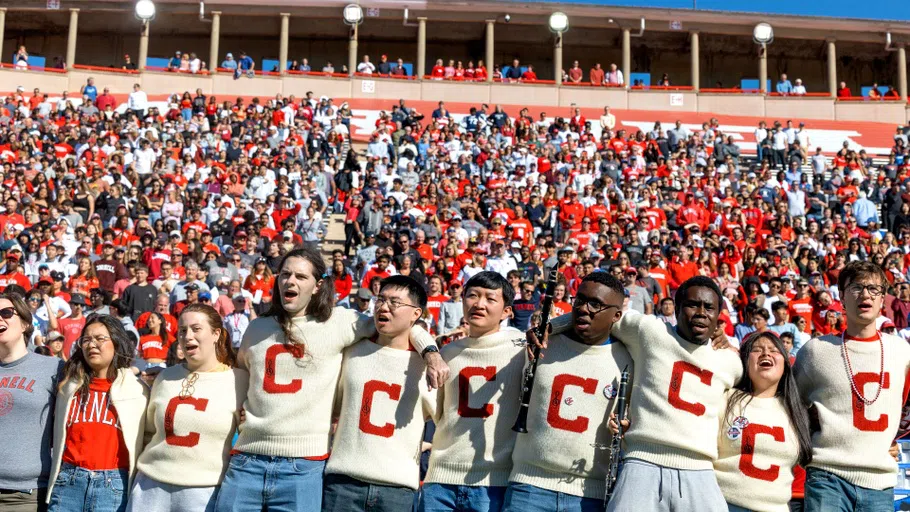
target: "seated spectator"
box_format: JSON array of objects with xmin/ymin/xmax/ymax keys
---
[
  {"xmin": 791, "ymin": 78, "xmax": 806, "ymax": 95},
  {"xmin": 776, "ymin": 73, "xmax": 793, "ymax": 94},
  {"xmin": 868, "ymin": 82, "xmax": 882, "ymax": 100},
  {"xmin": 658, "ymin": 73, "xmax": 671, "ymax": 86},
  {"xmin": 506, "ymin": 59, "xmax": 522, "ymax": 82},
  {"xmin": 168, "ymin": 51, "xmax": 182, "ymax": 71},
  {"xmin": 235, "ymin": 51, "xmax": 255, "ymax": 79},
  {"xmin": 390, "ymin": 58, "xmax": 408, "ymax": 77},
  {"xmin": 836, "ymin": 81, "xmax": 851, "ymax": 98},
  {"xmin": 521, "ymin": 64, "xmax": 538, "ymax": 82},
  {"xmin": 590, "ymin": 63, "xmax": 605, "ymax": 85},
  {"xmin": 122, "ymin": 54, "xmax": 137, "ymax": 71},
  {"xmin": 356, "ymin": 54, "xmax": 375, "ymax": 75},
  {"xmin": 885, "ymin": 85, "xmax": 900, "ymax": 99},
  {"xmin": 298, "ymin": 58, "xmax": 311, "ymax": 72},
  {"xmin": 568, "ymin": 60, "xmax": 583, "ymax": 83},
  {"xmin": 221, "ymin": 52, "xmax": 237, "ymax": 70},
  {"xmin": 323, "ymin": 61, "xmax": 335, "ymax": 73}
]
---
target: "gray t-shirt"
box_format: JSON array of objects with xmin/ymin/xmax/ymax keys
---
[
  {"xmin": 628, "ymin": 284, "xmax": 650, "ymax": 315},
  {"xmin": 0, "ymin": 351, "xmax": 63, "ymax": 490}
]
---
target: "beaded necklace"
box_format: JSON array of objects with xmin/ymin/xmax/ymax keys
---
[{"xmin": 840, "ymin": 331, "xmax": 885, "ymax": 406}]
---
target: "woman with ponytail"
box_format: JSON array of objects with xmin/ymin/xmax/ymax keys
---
[
  {"xmin": 127, "ymin": 304, "xmax": 248, "ymax": 512},
  {"xmin": 214, "ymin": 245, "xmax": 448, "ymax": 512}
]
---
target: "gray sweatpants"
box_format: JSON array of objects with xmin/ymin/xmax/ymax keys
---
[
  {"xmin": 126, "ymin": 472, "xmax": 218, "ymax": 512},
  {"xmin": 607, "ymin": 459, "xmax": 727, "ymax": 512}
]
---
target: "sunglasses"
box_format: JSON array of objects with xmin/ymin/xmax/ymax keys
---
[{"xmin": 0, "ymin": 307, "xmax": 17, "ymax": 319}]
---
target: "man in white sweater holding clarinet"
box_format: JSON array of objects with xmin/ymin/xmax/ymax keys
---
[
  {"xmin": 323, "ymin": 275, "xmax": 437, "ymax": 511},
  {"xmin": 794, "ymin": 261, "xmax": 910, "ymax": 511},
  {"xmin": 419, "ymin": 271, "xmax": 528, "ymax": 512},
  {"xmin": 503, "ymin": 271, "xmax": 633, "ymax": 511}
]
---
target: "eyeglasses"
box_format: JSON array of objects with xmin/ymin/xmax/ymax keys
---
[
  {"xmin": 79, "ymin": 335, "xmax": 111, "ymax": 348},
  {"xmin": 573, "ymin": 296, "xmax": 622, "ymax": 316},
  {"xmin": 27, "ymin": 297, "xmax": 40, "ymax": 303},
  {"xmin": 845, "ymin": 283, "xmax": 886, "ymax": 298},
  {"xmin": 374, "ymin": 296, "xmax": 420, "ymax": 312},
  {"xmin": 0, "ymin": 307, "xmax": 17, "ymax": 319}
]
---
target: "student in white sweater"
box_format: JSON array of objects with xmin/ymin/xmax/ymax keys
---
[
  {"xmin": 48, "ymin": 316, "xmax": 149, "ymax": 512},
  {"xmin": 603, "ymin": 276, "xmax": 742, "ymax": 512},
  {"xmin": 503, "ymin": 272, "xmax": 633, "ymax": 511},
  {"xmin": 420, "ymin": 271, "xmax": 527, "ymax": 512},
  {"xmin": 795, "ymin": 261, "xmax": 910, "ymax": 512},
  {"xmin": 323, "ymin": 275, "xmax": 437, "ymax": 511},
  {"xmin": 128, "ymin": 304, "xmax": 249, "ymax": 512},
  {"xmin": 214, "ymin": 246, "xmax": 448, "ymax": 512},
  {"xmin": 715, "ymin": 331, "xmax": 812, "ymax": 512}
]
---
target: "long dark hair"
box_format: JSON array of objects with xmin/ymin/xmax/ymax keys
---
[
  {"xmin": 142, "ymin": 311, "xmax": 170, "ymax": 346},
  {"xmin": 265, "ymin": 245, "xmax": 335, "ymax": 358},
  {"xmin": 725, "ymin": 331, "xmax": 812, "ymax": 467},
  {"xmin": 61, "ymin": 315, "xmax": 136, "ymax": 401},
  {"xmin": 179, "ymin": 303, "xmax": 237, "ymax": 367}
]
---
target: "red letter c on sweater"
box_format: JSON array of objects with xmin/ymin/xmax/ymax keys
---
[
  {"xmin": 263, "ymin": 344, "xmax": 302, "ymax": 394},
  {"xmin": 458, "ymin": 366, "xmax": 496, "ymax": 418},
  {"xmin": 852, "ymin": 372, "xmax": 890, "ymax": 432},
  {"xmin": 164, "ymin": 396, "xmax": 209, "ymax": 447},
  {"xmin": 668, "ymin": 361, "xmax": 713, "ymax": 416},
  {"xmin": 739, "ymin": 423, "xmax": 785, "ymax": 482},
  {"xmin": 547, "ymin": 373, "xmax": 598, "ymax": 433},
  {"xmin": 359, "ymin": 380, "xmax": 402, "ymax": 438}
]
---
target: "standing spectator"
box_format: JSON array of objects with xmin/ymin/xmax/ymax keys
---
[
  {"xmin": 188, "ymin": 52, "xmax": 201, "ymax": 73},
  {"xmin": 506, "ymin": 59, "xmax": 522, "ymax": 82},
  {"xmin": 837, "ymin": 81, "xmax": 852, "ymax": 98},
  {"xmin": 127, "ymin": 83, "xmax": 148, "ymax": 119},
  {"xmin": 391, "ymin": 58, "xmax": 408, "ymax": 76},
  {"xmin": 80, "ymin": 77, "xmax": 98, "ymax": 103},
  {"xmin": 606, "ymin": 63, "xmax": 624, "ymax": 86},
  {"xmin": 589, "ymin": 63, "xmax": 605, "ymax": 85},
  {"xmin": 299, "ymin": 58, "xmax": 311, "ymax": 71},
  {"xmin": 95, "ymin": 87, "xmax": 116, "ymax": 112},
  {"xmin": 356, "ymin": 55, "xmax": 375, "ymax": 75},
  {"xmin": 122, "ymin": 54, "xmax": 137, "ymax": 71},
  {"xmin": 599, "ymin": 106, "xmax": 616, "ymax": 132},
  {"xmin": 0, "ymin": 292, "xmax": 63, "ymax": 511},
  {"xmin": 235, "ymin": 51, "xmax": 255, "ymax": 79},
  {"xmin": 14, "ymin": 45, "xmax": 29, "ymax": 70},
  {"xmin": 521, "ymin": 64, "xmax": 537, "ymax": 82},
  {"xmin": 568, "ymin": 60, "xmax": 583, "ymax": 83},
  {"xmin": 167, "ymin": 51, "xmax": 182, "ymax": 70},
  {"xmin": 792, "ymin": 78, "xmax": 807, "ymax": 95},
  {"xmin": 121, "ymin": 264, "xmax": 157, "ymax": 321},
  {"xmin": 322, "ymin": 61, "xmax": 335, "ymax": 73},
  {"xmin": 377, "ymin": 54, "xmax": 392, "ymax": 75},
  {"xmin": 776, "ymin": 73, "xmax": 793, "ymax": 95}
]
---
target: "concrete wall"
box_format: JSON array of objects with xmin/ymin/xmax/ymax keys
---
[{"xmin": 0, "ymin": 68, "xmax": 906, "ymax": 127}]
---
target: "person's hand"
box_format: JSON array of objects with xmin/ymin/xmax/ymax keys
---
[
  {"xmin": 890, "ymin": 441, "xmax": 901, "ymax": 462},
  {"xmin": 527, "ymin": 325, "xmax": 548, "ymax": 351},
  {"xmin": 140, "ymin": 366, "xmax": 163, "ymax": 386},
  {"xmin": 608, "ymin": 412, "xmax": 631, "ymax": 436},
  {"xmin": 711, "ymin": 327, "xmax": 734, "ymax": 352},
  {"xmin": 424, "ymin": 351, "xmax": 450, "ymax": 391},
  {"xmin": 238, "ymin": 407, "xmax": 246, "ymax": 425}
]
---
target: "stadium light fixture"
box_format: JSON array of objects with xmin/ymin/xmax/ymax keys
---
[
  {"xmin": 753, "ymin": 22, "xmax": 773, "ymax": 45},
  {"xmin": 548, "ymin": 12, "xmax": 569, "ymax": 34},
  {"xmin": 135, "ymin": 0, "xmax": 156, "ymax": 23},
  {"xmin": 343, "ymin": 4, "xmax": 364, "ymax": 26}
]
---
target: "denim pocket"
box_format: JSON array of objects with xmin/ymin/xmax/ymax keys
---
[
  {"xmin": 54, "ymin": 469, "xmax": 74, "ymax": 487},
  {"xmin": 291, "ymin": 458, "xmax": 323, "ymax": 473},
  {"xmin": 228, "ymin": 453, "xmax": 252, "ymax": 469},
  {"xmin": 806, "ymin": 469, "xmax": 832, "ymax": 483},
  {"xmin": 107, "ymin": 474, "xmax": 125, "ymax": 496}
]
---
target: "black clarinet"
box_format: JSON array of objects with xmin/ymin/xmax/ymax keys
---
[
  {"xmin": 512, "ymin": 269, "xmax": 559, "ymax": 434},
  {"xmin": 605, "ymin": 367, "xmax": 630, "ymax": 506}
]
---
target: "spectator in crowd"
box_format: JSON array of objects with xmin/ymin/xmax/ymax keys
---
[
  {"xmin": 590, "ymin": 63, "xmax": 605, "ymax": 85},
  {"xmin": 837, "ymin": 81, "xmax": 852, "ymax": 98},
  {"xmin": 506, "ymin": 59, "xmax": 523, "ymax": 82},
  {"xmin": 14, "ymin": 45, "xmax": 29, "ymax": 70},
  {"xmin": 391, "ymin": 58, "xmax": 408, "ymax": 76},
  {"xmin": 122, "ymin": 54, "xmax": 137, "ymax": 71},
  {"xmin": 521, "ymin": 64, "xmax": 538, "ymax": 82},
  {"xmin": 323, "ymin": 61, "xmax": 335, "ymax": 73},
  {"xmin": 777, "ymin": 73, "xmax": 793, "ymax": 95},
  {"xmin": 377, "ymin": 54, "xmax": 392, "ymax": 75},
  {"xmin": 606, "ymin": 63, "xmax": 623, "ymax": 86},
  {"xmin": 868, "ymin": 82, "xmax": 882, "ymax": 100},
  {"xmin": 298, "ymin": 58, "xmax": 312, "ymax": 72},
  {"xmin": 127, "ymin": 83, "xmax": 148, "ymax": 119},
  {"xmin": 357, "ymin": 55, "xmax": 376, "ymax": 75},
  {"xmin": 221, "ymin": 52, "xmax": 237, "ymax": 70},
  {"xmin": 792, "ymin": 78, "xmax": 807, "ymax": 95},
  {"xmin": 235, "ymin": 51, "xmax": 255, "ymax": 79},
  {"xmin": 79, "ymin": 77, "xmax": 97, "ymax": 102},
  {"xmin": 568, "ymin": 60, "xmax": 583, "ymax": 83},
  {"xmin": 167, "ymin": 51, "xmax": 182, "ymax": 71}
]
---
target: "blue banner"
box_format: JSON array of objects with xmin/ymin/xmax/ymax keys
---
[{"xmin": 505, "ymin": 0, "xmax": 910, "ymax": 22}]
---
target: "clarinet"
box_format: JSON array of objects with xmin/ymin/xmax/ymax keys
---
[
  {"xmin": 605, "ymin": 367, "xmax": 630, "ymax": 506},
  {"xmin": 512, "ymin": 269, "xmax": 559, "ymax": 434}
]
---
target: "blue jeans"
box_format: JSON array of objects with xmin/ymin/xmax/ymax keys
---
[
  {"xmin": 322, "ymin": 473, "xmax": 415, "ymax": 512},
  {"xmin": 803, "ymin": 467, "xmax": 893, "ymax": 512},
  {"xmin": 502, "ymin": 483, "xmax": 603, "ymax": 512},
  {"xmin": 727, "ymin": 504, "xmax": 753, "ymax": 512},
  {"xmin": 214, "ymin": 453, "xmax": 326, "ymax": 512},
  {"xmin": 418, "ymin": 483, "xmax": 506, "ymax": 512},
  {"xmin": 48, "ymin": 463, "xmax": 129, "ymax": 512}
]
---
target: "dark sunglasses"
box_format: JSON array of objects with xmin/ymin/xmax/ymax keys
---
[{"xmin": 0, "ymin": 307, "xmax": 17, "ymax": 319}]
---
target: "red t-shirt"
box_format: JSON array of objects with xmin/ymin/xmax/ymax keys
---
[
  {"xmin": 58, "ymin": 317, "xmax": 87, "ymax": 358},
  {"xmin": 62, "ymin": 378, "xmax": 130, "ymax": 470},
  {"xmin": 139, "ymin": 334, "xmax": 169, "ymax": 361}
]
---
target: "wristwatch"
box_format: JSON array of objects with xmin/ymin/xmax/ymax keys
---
[{"xmin": 421, "ymin": 345, "xmax": 440, "ymax": 358}]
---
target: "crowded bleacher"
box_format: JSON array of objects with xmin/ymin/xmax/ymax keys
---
[{"xmin": 1, "ymin": 54, "xmax": 910, "ymax": 512}]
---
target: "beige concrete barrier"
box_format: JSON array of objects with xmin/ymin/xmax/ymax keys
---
[
  {"xmin": 352, "ymin": 77, "xmax": 419, "ymax": 101},
  {"xmin": 835, "ymin": 101, "xmax": 907, "ymax": 125},
  {"xmin": 558, "ymin": 86, "xmax": 628, "ymax": 109},
  {"xmin": 698, "ymin": 93, "xmax": 765, "ymax": 117},
  {"xmin": 628, "ymin": 91, "xmax": 698, "ymax": 113},
  {"xmin": 765, "ymin": 97, "xmax": 836, "ymax": 121}
]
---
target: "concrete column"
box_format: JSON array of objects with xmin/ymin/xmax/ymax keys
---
[
  {"xmin": 621, "ymin": 28, "xmax": 631, "ymax": 88},
  {"xmin": 827, "ymin": 39, "xmax": 837, "ymax": 97},
  {"xmin": 758, "ymin": 44, "xmax": 768, "ymax": 93},
  {"xmin": 485, "ymin": 19, "xmax": 494, "ymax": 83},
  {"xmin": 209, "ymin": 11, "xmax": 221, "ymax": 74},
  {"xmin": 348, "ymin": 24, "xmax": 358, "ymax": 76},
  {"xmin": 554, "ymin": 34, "xmax": 563, "ymax": 85},
  {"xmin": 690, "ymin": 30, "xmax": 700, "ymax": 91},
  {"xmin": 899, "ymin": 44, "xmax": 908, "ymax": 101},
  {"xmin": 138, "ymin": 22, "xmax": 149, "ymax": 71},
  {"xmin": 0, "ymin": 8, "xmax": 7, "ymax": 64},
  {"xmin": 417, "ymin": 17, "xmax": 427, "ymax": 78},
  {"xmin": 66, "ymin": 8, "xmax": 79, "ymax": 69},
  {"xmin": 279, "ymin": 13, "xmax": 290, "ymax": 75}
]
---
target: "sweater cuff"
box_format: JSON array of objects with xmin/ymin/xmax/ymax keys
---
[{"xmin": 409, "ymin": 325, "xmax": 436, "ymax": 355}]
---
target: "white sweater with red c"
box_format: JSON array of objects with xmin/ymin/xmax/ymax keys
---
[
  {"xmin": 325, "ymin": 340, "xmax": 436, "ymax": 490},
  {"xmin": 510, "ymin": 334, "xmax": 633, "ymax": 499},
  {"xmin": 233, "ymin": 307, "xmax": 435, "ymax": 457},
  {"xmin": 137, "ymin": 365, "xmax": 249, "ymax": 487},
  {"xmin": 714, "ymin": 393, "xmax": 799, "ymax": 512},
  {"xmin": 425, "ymin": 328, "xmax": 528, "ymax": 487},
  {"xmin": 794, "ymin": 332, "xmax": 910, "ymax": 490},
  {"xmin": 611, "ymin": 311, "xmax": 743, "ymax": 469}
]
